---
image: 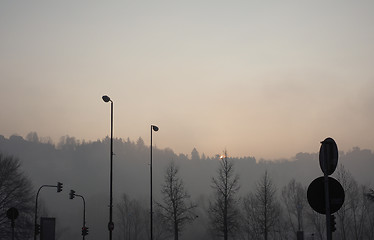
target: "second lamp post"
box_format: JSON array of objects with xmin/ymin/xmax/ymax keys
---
[
  {"xmin": 102, "ymin": 95, "xmax": 114, "ymax": 240},
  {"xmin": 150, "ymin": 124, "xmax": 159, "ymax": 240}
]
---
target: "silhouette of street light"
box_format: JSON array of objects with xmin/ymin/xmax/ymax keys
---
[
  {"xmin": 102, "ymin": 95, "xmax": 111, "ymax": 103},
  {"xmin": 150, "ymin": 124, "xmax": 159, "ymax": 240},
  {"xmin": 102, "ymin": 95, "xmax": 114, "ymax": 240}
]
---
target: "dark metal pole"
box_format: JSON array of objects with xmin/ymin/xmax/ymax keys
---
[
  {"xmin": 11, "ymin": 220, "xmax": 15, "ymax": 240},
  {"xmin": 83, "ymin": 197, "xmax": 86, "ymax": 240},
  {"xmin": 76, "ymin": 195, "xmax": 86, "ymax": 240},
  {"xmin": 324, "ymin": 173, "xmax": 331, "ymax": 240},
  {"xmin": 102, "ymin": 95, "xmax": 114, "ymax": 239},
  {"xmin": 150, "ymin": 125, "xmax": 153, "ymax": 240},
  {"xmin": 34, "ymin": 184, "xmax": 59, "ymax": 240},
  {"xmin": 34, "ymin": 186, "xmax": 42, "ymax": 240},
  {"xmin": 323, "ymin": 144, "xmax": 332, "ymax": 240},
  {"xmin": 109, "ymin": 100, "xmax": 114, "ymax": 240},
  {"xmin": 149, "ymin": 125, "xmax": 158, "ymax": 240}
]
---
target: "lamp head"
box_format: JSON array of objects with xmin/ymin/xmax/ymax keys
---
[
  {"xmin": 102, "ymin": 95, "xmax": 111, "ymax": 102},
  {"xmin": 152, "ymin": 125, "xmax": 159, "ymax": 132}
]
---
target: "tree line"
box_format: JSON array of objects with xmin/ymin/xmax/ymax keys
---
[
  {"xmin": 114, "ymin": 152, "xmax": 374, "ymax": 240},
  {"xmin": 1, "ymin": 133, "xmax": 374, "ymax": 239}
]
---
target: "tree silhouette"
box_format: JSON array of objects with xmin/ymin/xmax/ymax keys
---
[
  {"xmin": 191, "ymin": 148, "xmax": 200, "ymax": 161},
  {"xmin": 366, "ymin": 189, "xmax": 374, "ymax": 202},
  {"xmin": 243, "ymin": 171, "xmax": 280, "ymax": 240},
  {"xmin": 117, "ymin": 194, "xmax": 146, "ymax": 240},
  {"xmin": 0, "ymin": 153, "xmax": 34, "ymax": 239},
  {"xmin": 208, "ymin": 151, "xmax": 240, "ymax": 240},
  {"xmin": 156, "ymin": 161, "xmax": 197, "ymax": 240},
  {"xmin": 281, "ymin": 179, "xmax": 306, "ymax": 238}
]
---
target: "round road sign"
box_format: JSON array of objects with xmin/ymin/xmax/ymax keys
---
[
  {"xmin": 307, "ymin": 176, "xmax": 345, "ymax": 214},
  {"xmin": 6, "ymin": 207, "xmax": 19, "ymax": 220}
]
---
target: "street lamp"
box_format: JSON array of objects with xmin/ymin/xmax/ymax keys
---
[
  {"xmin": 150, "ymin": 124, "xmax": 159, "ymax": 240},
  {"xmin": 102, "ymin": 95, "xmax": 114, "ymax": 239}
]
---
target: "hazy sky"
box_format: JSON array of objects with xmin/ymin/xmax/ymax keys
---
[{"xmin": 1, "ymin": 1, "xmax": 373, "ymax": 159}]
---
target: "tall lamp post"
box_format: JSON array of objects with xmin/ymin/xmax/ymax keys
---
[
  {"xmin": 102, "ymin": 95, "xmax": 114, "ymax": 240},
  {"xmin": 150, "ymin": 124, "xmax": 159, "ymax": 240}
]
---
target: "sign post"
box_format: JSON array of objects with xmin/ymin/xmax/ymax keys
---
[
  {"xmin": 308, "ymin": 137, "xmax": 343, "ymax": 240},
  {"xmin": 7, "ymin": 207, "xmax": 19, "ymax": 240},
  {"xmin": 320, "ymin": 138, "xmax": 338, "ymax": 240}
]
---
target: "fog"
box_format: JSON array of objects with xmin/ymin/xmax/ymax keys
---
[{"xmin": 0, "ymin": 133, "xmax": 373, "ymax": 239}]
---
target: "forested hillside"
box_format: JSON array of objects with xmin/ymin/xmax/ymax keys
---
[{"xmin": 1, "ymin": 133, "xmax": 373, "ymax": 240}]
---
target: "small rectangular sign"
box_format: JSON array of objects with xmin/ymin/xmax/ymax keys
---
[{"xmin": 41, "ymin": 217, "xmax": 55, "ymax": 240}]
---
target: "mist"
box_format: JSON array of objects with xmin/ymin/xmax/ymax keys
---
[{"xmin": 0, "ymin": 133, "xmax": 373, "ymax": 239}]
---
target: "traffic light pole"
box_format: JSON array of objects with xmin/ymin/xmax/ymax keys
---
[
  {"xmin": 70, "ymin": 190, "xmax": 88, "ymax": 238},
  {"xmin": 34, "ymin": 183, "xmax": 63, "ymax": 240},
  {"xmin": 75, "ymin": 194, "xmax": 86, "ymax": 240}
]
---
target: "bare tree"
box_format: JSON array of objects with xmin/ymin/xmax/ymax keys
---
[
  {"xmin": 243, "ymin": 170, "xmax": 280, "ymax": 240},
  {"xmin": 334, "ymin": 164, "xmax": 354, "ymax": 240},
  {"xmin": 143, "ymin": 206, "xmax": 166, "ymax": 240},
  {"xmin": 364, "ymin": 188, "xmax": 374, "ymax": 240},
  {"xmin": 305, "ymin": 208, "xmax": 325, "ymax": 240},
  {"xmin": 156, "ymin": 161, "xmax": 197, "ymax": 240},
  {"xmin": 208, "ymin": 151, "xmax": 240, "ymax": 240},
  {"xmin": 0, "ymin": 153, "xmax": 34, "ymax": 239},
  {"xmin": 367, "ymin": 189, "xmax": 374, "ymax": 202},
  {"xmin": 349, "ymin": 182, "xmax": 365, "ymax": 240},
  {"xmin": 117, "ymin": 194, "xmax": 146, "ymax": 240},
  {"xmin": 335, "ymin": 164, "xmax": 367, "ymax": 240},
  {"xmin": 281, "ymin": 179, "xmax": 307, "ymax": 239},
  {"xmin": 242, "ymin": 193, "xmax": 261, "ymax": 240}
]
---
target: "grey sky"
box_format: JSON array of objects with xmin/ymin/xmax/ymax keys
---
[{"xmin": 1, "ymin": 1, "xmax": 373, "ymax": 159}]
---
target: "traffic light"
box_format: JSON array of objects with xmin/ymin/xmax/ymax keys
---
[
  {"xmin": 82, "ymin": 226, "xmax": 89, "ymax": 236},
  {"xmin": 57, "ymin": 182, "xmax": 63, "ymax": 192},
  {"xmin": 330, "ymin": 214, "xmax": 336, "ymax": 232},
  {"xmin": 35, "ymin": 223, "xmax": 40, "ymax": 235},
  {"xmin": 69, "ymin": 190, "xmax": 76, "ymax": 199}
]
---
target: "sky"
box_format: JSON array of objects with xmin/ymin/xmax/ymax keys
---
[{"xmin": 0, "ymin": 1, "xmax": 373, "ymax": 160}]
